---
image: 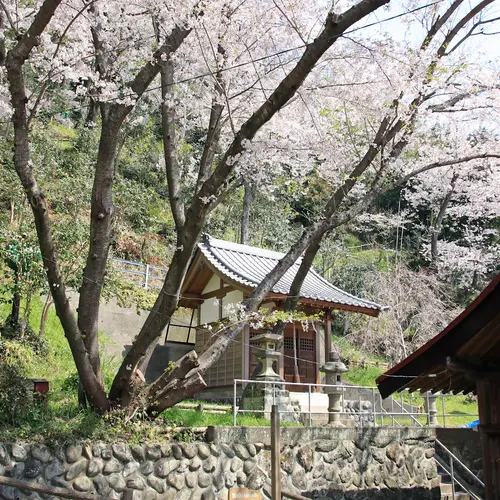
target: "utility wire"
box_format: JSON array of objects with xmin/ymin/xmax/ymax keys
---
[{"xmin": 12, "ymin": 0, "xmax": 443, "ymax": 123}]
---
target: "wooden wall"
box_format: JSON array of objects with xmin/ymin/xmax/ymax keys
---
[{"xmin": 195, "ymin": 326, "xmax": 243, "ymax": 387}]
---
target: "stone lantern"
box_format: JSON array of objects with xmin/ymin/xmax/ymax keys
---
[
  {"xmin": 425, "ymin": 391, "xmax": 440, "ymax": 426},
  {"xmin": 240, "ymin": 332, "xmax": 298, "ymax": 421},
  {"xmin": 252, "ymin": 332, "xmax": 282, "ymax": 380},
  {"xmin": 321, "ymin": 352, "xmax": 348, "ymax": 425}
]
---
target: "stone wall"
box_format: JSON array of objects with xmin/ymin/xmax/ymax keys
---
[
  {"xmin": 435, "ymin": 428, "xmax": 484, "ymax": 489},
  {"xmin": 0, "ymin": 427, "xmax": 440, "ymax": 500}
]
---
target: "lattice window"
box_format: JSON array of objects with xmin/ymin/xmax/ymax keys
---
[
  {"xmin": 283, "ymin": 337, "xmax": 295, "ymax": 350},
  {"xmin": 299, "ymin": 338, "xmax": 314, "ymax": 352},
  {"xmin": 249, "ymin": 331, "xmax": 260, "ymax": 348}
]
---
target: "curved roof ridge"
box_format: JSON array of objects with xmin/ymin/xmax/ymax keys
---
[
  {"xmin": 198, "ymin": 234, "xmax": 386, "ymax": 313},
  {"xmin": 202, "ymin": 234, "xmax": 299, "ymax": 261}
]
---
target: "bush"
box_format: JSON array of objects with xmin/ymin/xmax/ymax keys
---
[
  {"xmin": 0, "ymin": 320, "xmax": 48, "ymax": 355},
  {"xmin": 0, "ymin": 339, "xmax": 33, "ymax": 424}
]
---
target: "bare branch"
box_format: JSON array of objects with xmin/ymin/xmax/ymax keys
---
[
  {"xmin": 437, "ymin": 0, "xmax": 496, "ymax": 57},
  {"xmin": 160, "ymin": 56, "xmax": 186, "ymax": 230},
  {"xmin": 446, "ymin": 15, "xmax": 500, "ymax": 54},
  {"xmin": 419, "ymin": 0, "xmax": 464, "ymax": 51},
  {"xmin": 0, "ymin": 0, "xmax": 19, "ymax": 37}
]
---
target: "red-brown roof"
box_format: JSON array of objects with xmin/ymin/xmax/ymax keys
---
[{"xmin": 376, "ymin": 273, "xmax": 500, "ymax": 399}]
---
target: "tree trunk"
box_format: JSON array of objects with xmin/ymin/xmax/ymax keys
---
[
  {"xmin": 240, "ymin": 181, "xmax": 253, "ymax": 245},
  {"xmin": 10, "ymin": 291, "xmax": 21, "ymax": 325},
  {"xmin": 5, "ymin": 0, "xmax": 109, "ymax": 410},
  {"xmin": 109, "ymin": 231, "xmax": 199, "ymax": 406},
  {"xmin": 39, "ymin": 295, "xmax": 53, "ymax": 337},
  {"xmin": 271, "ymin": 236, "xmax": 323, "ymax": 339},
  {"xmin": 430, "ymin": 173, "xmax": 458, "ymax": 266},
  {"xmin": 77, "ymin": 106, "xmax": 128, "ymax": 385}
]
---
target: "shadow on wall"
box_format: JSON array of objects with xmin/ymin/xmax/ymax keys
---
[
  {"xmin": 301, "ymin": 486, "xmax": 441, "ymax": 499},
  {"xmin": 121, "ymin": 343, "xmax": 194, "ymax": 383}
]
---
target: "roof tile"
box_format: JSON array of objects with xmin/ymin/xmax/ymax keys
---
[{"xmin": 199, "ymin": 235, "xmax": 385, "ymax": 313}]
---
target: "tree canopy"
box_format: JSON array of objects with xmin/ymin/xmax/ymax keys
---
[{"xmin": 0, "ymin": 0, "xmax": 499, "ymax": 415}]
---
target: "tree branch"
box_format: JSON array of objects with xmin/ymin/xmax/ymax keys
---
[
  {"xmin": 196, "ymin": 40, "xmax": 226, "ymax": 192},
  {"xmin": 130, "ymin": 25, "xmax": 192, "ymax": 98},
  {"xmin": 437, "ymin": 0, "xmax": 496, "ymax": 57},
  {"xmin": 329, "ymin": 153, "xmax": 500, "ymax": 232},
  {"xmin": 431, "ymin": 172, "xmax": 458, "ymax": 265},
  {"xmin": 160, "ymin": 56, "xmax": 185, "ymax": 230},
  {"xmin": 419, "ymin": 0, "xmax": 464, "ymax": 51},
  {"xmin": 446, "ymin": 15, "xmax": 500, "ymax": 55},
  {"xmin": 6, "ymin": 0, "xmax": 109, "ymax": 410},
  {"xmin": 27, "ymin": 0, "xmax": 95, "ymax": 126},
  {"xmin": 188, "ymin": 0, "xmax": 390, "ymax": 223}
]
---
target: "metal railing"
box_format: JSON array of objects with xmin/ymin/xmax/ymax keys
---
[
  {"xmin": 232, "ymin": 379, "xmax": 478, "ymax": 428},
  {"xmin": 111, "ymin": 258, "xmax": 167, "ymax": 289},
  {"xmin": 232, "ymin": 378, "xmax": 484, "ymax": 499},
  {"xmin": 386, "ymin": 387, "xmax": 484, "ymax": 499}
]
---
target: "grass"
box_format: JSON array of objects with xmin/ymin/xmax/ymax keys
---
[
  {"xmin": 0, "ymin": 295, "xmax": 478, "ymax": 442},
  {"xmin": 0, "ymin": 296, "xmax": 301, "ymax": 443},
  {"xmin": 331, "ymin": 334, "xmax": 479, "ymax": 428}
]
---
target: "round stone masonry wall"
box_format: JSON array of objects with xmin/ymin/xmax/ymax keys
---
[{"xmin": 0, "ymin": 427, "xmax": 440, "ymax": 500}]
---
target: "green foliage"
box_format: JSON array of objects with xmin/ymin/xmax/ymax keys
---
[
  {"xmin": 0, "ymin": 338, "xmax": 34, "ymax": 425},
  {"xmin": 342, "ymin": 366, "xmax": 384, "ymax": 387},
  {"xmin": 102, "ymin": 273, "xmax": 158, "ymax": 312}
]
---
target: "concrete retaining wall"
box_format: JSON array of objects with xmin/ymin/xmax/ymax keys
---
[
  {"xmin": 0, "ymin": 427, "xmax": 440, "ymax": 499},
  {"xmin": 65, "ymin": 292, "xmax": 193, "ymax": 382},
  {"xmin": 436, "ymin": 428, "xmax": 483, "ymax": 481}
]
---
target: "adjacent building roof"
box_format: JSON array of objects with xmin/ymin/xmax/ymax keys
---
[
  {"xmin": 377, "ymin": 273, "xmax": 500, "ymax": 398},
  {"xmin": 196, "ymin": 235, "xmax": 386, "ymax": 316}
]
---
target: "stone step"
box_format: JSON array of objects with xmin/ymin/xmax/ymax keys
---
[{"xmin": 440, "ymin": 480, "xmax": 472, "ymax": 499}]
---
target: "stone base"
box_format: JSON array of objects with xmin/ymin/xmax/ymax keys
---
[{"xmin": 240, "ymin": 381, "xmax": 300, "ymax": 422}]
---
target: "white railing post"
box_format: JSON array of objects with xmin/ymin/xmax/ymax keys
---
[
  {"xmin": 450, "ymin": 455, "xmax": 456, "ymax": 499},
  {"xmin": 308, "ymin": 384, "xmax": 312, "ymax": 427},
  {"xmin": 144, "ymin": 264, "xmax": 150, "ymax": 289},
  {"xmin": 233, "ymin": 379, "xmax": 237, "ymax": 426}
]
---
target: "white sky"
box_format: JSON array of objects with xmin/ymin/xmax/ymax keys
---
[{"xmin": 358, "ymin": 0, "xmax": 500, "ymax": 64}]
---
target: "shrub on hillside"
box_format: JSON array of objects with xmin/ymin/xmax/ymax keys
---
[{"xmin": 0, "ymin": 338, "xmax": 33, "ymax": 424}]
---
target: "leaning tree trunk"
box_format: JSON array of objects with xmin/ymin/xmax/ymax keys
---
[
  {"xmin": 6, "ymin": 0, "xmax": 110, "ymax": 410},
  {"xmin": 240, "ymin": 181, "xmax": 253, "ymax": 245},
  {"xmin": 430, "ymin": 173, "xmax": 458, "ymax": 267},
  {"xmin": 39, "ymin": 295, "xmax": 53, "ymax": 337}
]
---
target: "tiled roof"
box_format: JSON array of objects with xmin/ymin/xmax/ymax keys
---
[{"xmin": 198, "ymin": 235, "xmax": 386, "ymax": 314}]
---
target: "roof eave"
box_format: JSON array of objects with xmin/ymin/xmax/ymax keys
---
[{"xmin": 376, "ymin": 272, "xmax": 500, "ymax": 399}]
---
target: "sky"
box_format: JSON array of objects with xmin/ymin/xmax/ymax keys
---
[{"xmin": 360, "ymin": 0, "xmax": 500, "ymax": 64}]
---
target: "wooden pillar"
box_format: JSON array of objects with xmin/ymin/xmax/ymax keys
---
[
  {"xmin": 279, "ymin": 328, "xmax": 285, "ymax": 380},
  {"xmin": 315, "ymin": 321, "xmax": 321, "ymax": 391},
  {"xmin": 325, "ymin": 311, "xmax": 333, "ymax": 360},
  {"xmin": 292, "ymin": 322, "xmax": 300, "ymax": 383},
  {"xmin": 243, "ymin": 325, "xmax": 250, "ymax": 380},
  {"xmin": 477, "ymin": 379, "xmax": 500, "ymax": 500}
]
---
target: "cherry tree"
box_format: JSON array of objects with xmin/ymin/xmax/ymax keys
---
[
  {"xmin": 404, "ymin": 126, "xmax": 500, "ymax": 291},
  {"xmin": 2, "ymin": 0, "xmax": 500, "ymax": 415}
]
